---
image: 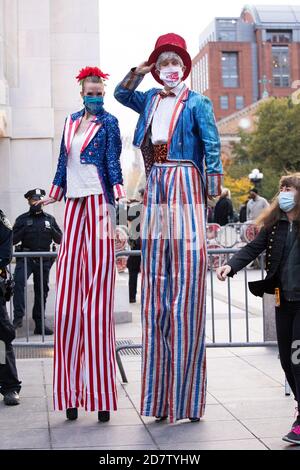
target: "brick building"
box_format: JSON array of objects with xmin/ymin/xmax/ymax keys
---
[{"xmin": 192, "ymin": 5, "xmax": 300, "ymax": 121}]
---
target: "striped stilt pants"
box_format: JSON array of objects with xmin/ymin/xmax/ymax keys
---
[
  {"xmin": 140, "ymin": 163, "xmax": 207, "ymax": 423},
  {"xmin": 53, "ymin": 194, "xmax": 117, "ymax": 412}
]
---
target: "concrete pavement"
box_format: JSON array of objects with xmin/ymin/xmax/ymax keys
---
[
  {"xmin": 0, "ymin": 347, "xmax": 299, "ymax": 450},
  {"xmin": 2, "ymin": 269, "xmax": 300, "ymax": 450}
]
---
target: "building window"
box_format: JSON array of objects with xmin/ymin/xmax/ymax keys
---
[
  {"xmin": 266, "ymin": 30, "xmax": 292, "ymax": 43},
  {"xmin": 217, "ymin": 19, "xmax": 237, "ymax": 26},
  {"xmin": 236, "ymin": 96, "xmax": 244, "ymax": 110},
  {"xmin": 221, "ymin": 52, "xmax": 239, "ymax": 87},
  {"xmin": 272, "ymin": 46, "xmax": 290, "ymax": 87},
  {"xmin": 220, "ymin": 96, "xmax": 229, "ymax": 110},
  {"xmin": 204, "ymin": 53, "xmax": 209, "ymax": 92},
  {"xmin": 218, "ymin": 31, "xmax": 237, "ymax": 41},
  {"xmin": 192, "ymin": 55, "xmax": 209, "ymax": 94}
]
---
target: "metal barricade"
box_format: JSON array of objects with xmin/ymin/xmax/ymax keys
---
[
  {"xmin": 115, "ymin": 248, "xmax": 278, "ymax": 383},
  {"xmin": 8, "ymin": 251, "xmax": 56, "ymax": 344},
  {"xmin": 9, "ymin": 249, "xmax": 279, "ymax": 385}
]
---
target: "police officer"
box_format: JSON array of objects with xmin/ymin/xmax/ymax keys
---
[
  {"xmin": 0, "ymin": 209, "xmax": 21, "ymax": 405},
  {"xmin": 13, "ymin": 189, "xmax": 62, "ymax": 335}
]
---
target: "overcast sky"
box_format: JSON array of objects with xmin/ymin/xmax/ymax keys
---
[{"xmin": 99, "ymin": 0, "xmax": 299, "ymax": 136}]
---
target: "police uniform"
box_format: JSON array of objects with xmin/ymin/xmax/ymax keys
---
[
  {"xmin": 0, "ymin": 210, "xmax": 21, "ymax": 404},
  {"xmin": 12, "ymin": 189, "xmax": 62, "ymax": 334}
]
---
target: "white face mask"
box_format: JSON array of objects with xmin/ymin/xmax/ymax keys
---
[{"xmin": 159, "ymin": 66, "xmax": 184, "ymax": 88}]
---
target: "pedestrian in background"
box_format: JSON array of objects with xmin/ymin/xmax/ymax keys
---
[
  {"xmin": 213, "ymin": 188, "xmax": 233, "ymax": 226},
  {"xmin": 247, "ymin": 188, "xmax": 269, "ymax": 221}
]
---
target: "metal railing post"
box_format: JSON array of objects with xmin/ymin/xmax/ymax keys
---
[{"xmin": 40, "ymin": 256, "xmax": 45, "ymax": 341}]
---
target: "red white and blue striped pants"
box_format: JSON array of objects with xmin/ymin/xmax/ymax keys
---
[
  {"xmin": 140, "ymin": 163, "xmax": 207, "ymax": 423},
  {"xmin": 53, "ymin": 195, "xmax": 117, "ymax": 412}
]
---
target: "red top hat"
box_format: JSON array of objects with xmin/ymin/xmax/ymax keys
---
[{"xmin": 148, "ymin": 33, "xmax": 192, "ymax": 85}]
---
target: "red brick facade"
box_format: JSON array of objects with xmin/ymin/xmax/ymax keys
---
[
  {"xmin": 192, "ymin": 8, "xmax": 300, "ymax": 121},
  {"xmin": 192, "ymin": 42, "xmax": 254, "ymax": 121}
]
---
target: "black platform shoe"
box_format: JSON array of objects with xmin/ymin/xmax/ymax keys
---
[
  {"xmin": 155, "ymin": 416, "xmax": 168, "ymax": 423},
  {"xmin": 66, "ymin": 408, "xmax": 78, "ymax": 420},
  {"xmin": 189, "ymin": 417, "xmax": 200, "ymax": 423},
  {"xmin": 98, "ymin": 411, "xmax": 110, "ymax": 422}
]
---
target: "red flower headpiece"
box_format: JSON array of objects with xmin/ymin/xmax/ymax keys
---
[{"xmin": 76, "ymin": 66, "xmax": 109, "ymax": 83}]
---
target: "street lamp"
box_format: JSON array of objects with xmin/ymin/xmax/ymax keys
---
[
  {"xmin": 259, "ymin": 75, "xmax": 272, "ymax": 99},
  {"xmin": 248, "ymin": 168, "xmax": 263, "ymax": 189}
]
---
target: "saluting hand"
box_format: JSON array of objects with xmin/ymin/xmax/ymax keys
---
[{"xmin": 135, "ymin": 62, "xmax": 155, "ymax": 76}]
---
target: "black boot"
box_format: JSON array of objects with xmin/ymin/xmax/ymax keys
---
[
  {"xmin": 98, "ymin": 411, "xmax": 110, "ymax": 422},
  {"xmin": 13, "ymin": 318, "xmax": 23, "ymax": 329},
  {"xmin": 189, "ymin": 417, "xmax": 200, "ymax": 423},
  {"xmin": 34, "ymin": 321, "xmax": 53, "ymax": 335},
  {"xmin": 66, "ymin": 408, "xmax": 78, "ymax": 420},
  {"xmin": 3, "ymin": 391, "xmax": 20, "ymax": 406}
]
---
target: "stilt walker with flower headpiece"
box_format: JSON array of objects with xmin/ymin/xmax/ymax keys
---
[
  {"xmin": 115, "ymin": 34, "xmax": 223, "ymax": 423},
  {"xmin": 40, "ymin": 67, "xmax": 125, "ymax": 422}
]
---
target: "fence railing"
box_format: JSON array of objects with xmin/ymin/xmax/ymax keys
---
[
  {"xmin": 9, "ymin": 247, "xmax": 272, "ymax": 346},
  {"xmin": 7, "ymin": 248, "xmax": 280, "ymax": 385}
]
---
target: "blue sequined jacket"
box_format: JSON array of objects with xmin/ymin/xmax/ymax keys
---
[
  {"xmin": 114, "ymin": 70, "xmax": 223, "ymax": 196},
  {"xmin": 49, "ymin": 108, "xmax": 124, "ymax": 205}
]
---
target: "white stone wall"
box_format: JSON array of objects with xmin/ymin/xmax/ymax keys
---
[{"xmin": 0, "ymin": 0, "xmax": 100, "ymax": 228}]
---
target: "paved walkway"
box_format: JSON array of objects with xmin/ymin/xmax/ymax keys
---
[
  {"xmin": 0, "ymin": 348, "xmax": 299, "ymax": 450},
  {"xmin": 3, "ymin": 269, "xmax": 300, "ymax": 450}
]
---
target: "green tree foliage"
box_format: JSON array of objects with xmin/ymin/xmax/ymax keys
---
[{"xmin": 230, "ymin": 97, "xmax": 300, "ymax": 201}]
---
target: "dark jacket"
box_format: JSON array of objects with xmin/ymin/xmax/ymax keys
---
[
  {"xmin": 239, "ymin": 204, "xmax": 247, "ymax": 223},
  {"xmin": 126, "ymin": 202, "xmax": 142, "ymax": 272},
  {"xmin": 214, "ymin": 197, "xmax": 233, "ymax": 226},
  {"xmin": 227, "ymin": 218, "xmax": 299, "ymax": 298},
  {"xmin": 13, "ymin": 210, "xmax": 62, "ymax": 251},
  {"xmin": 0, "ymin": 210, "xmax": 15, "ymax": 342}
]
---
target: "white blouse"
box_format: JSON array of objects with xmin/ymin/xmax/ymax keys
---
[{"xmin": 66, "ymin": 132, "xmax": 104, "ymax": 198}]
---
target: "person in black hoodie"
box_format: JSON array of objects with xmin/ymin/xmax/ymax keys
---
[{"xmin": 216, "ymin": 173, "xmax": 300, "ymax": 445}]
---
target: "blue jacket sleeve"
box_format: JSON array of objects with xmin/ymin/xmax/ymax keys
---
[
  {"xmin": 105, "ymin": 116, "xmax": 123, "ymax": 187},
  {"xmin": 195, "ymin": 95, "xmax": 223, "ymax": 196},
  {"xmin": 114, "ymin": 70, "xmax": 149, "ymax": 114}
]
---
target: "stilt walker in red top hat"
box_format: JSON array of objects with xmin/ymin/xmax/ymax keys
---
[
  {"xmin": 115, "ymin": 34, "xmax": 223, "ymax": 423},
  {"xmin": 39, "ymin": 67, "xmax": 125, "ymax": 422}
]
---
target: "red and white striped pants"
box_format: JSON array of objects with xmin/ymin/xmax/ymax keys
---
[{"xmin": 53, "ymin": 195, "xmax": 117, "ymax": 412}]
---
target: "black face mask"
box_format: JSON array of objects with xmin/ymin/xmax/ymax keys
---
[{"xmin": 29, "ymin": 204, "xmax": 42, "ymax": 215}]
